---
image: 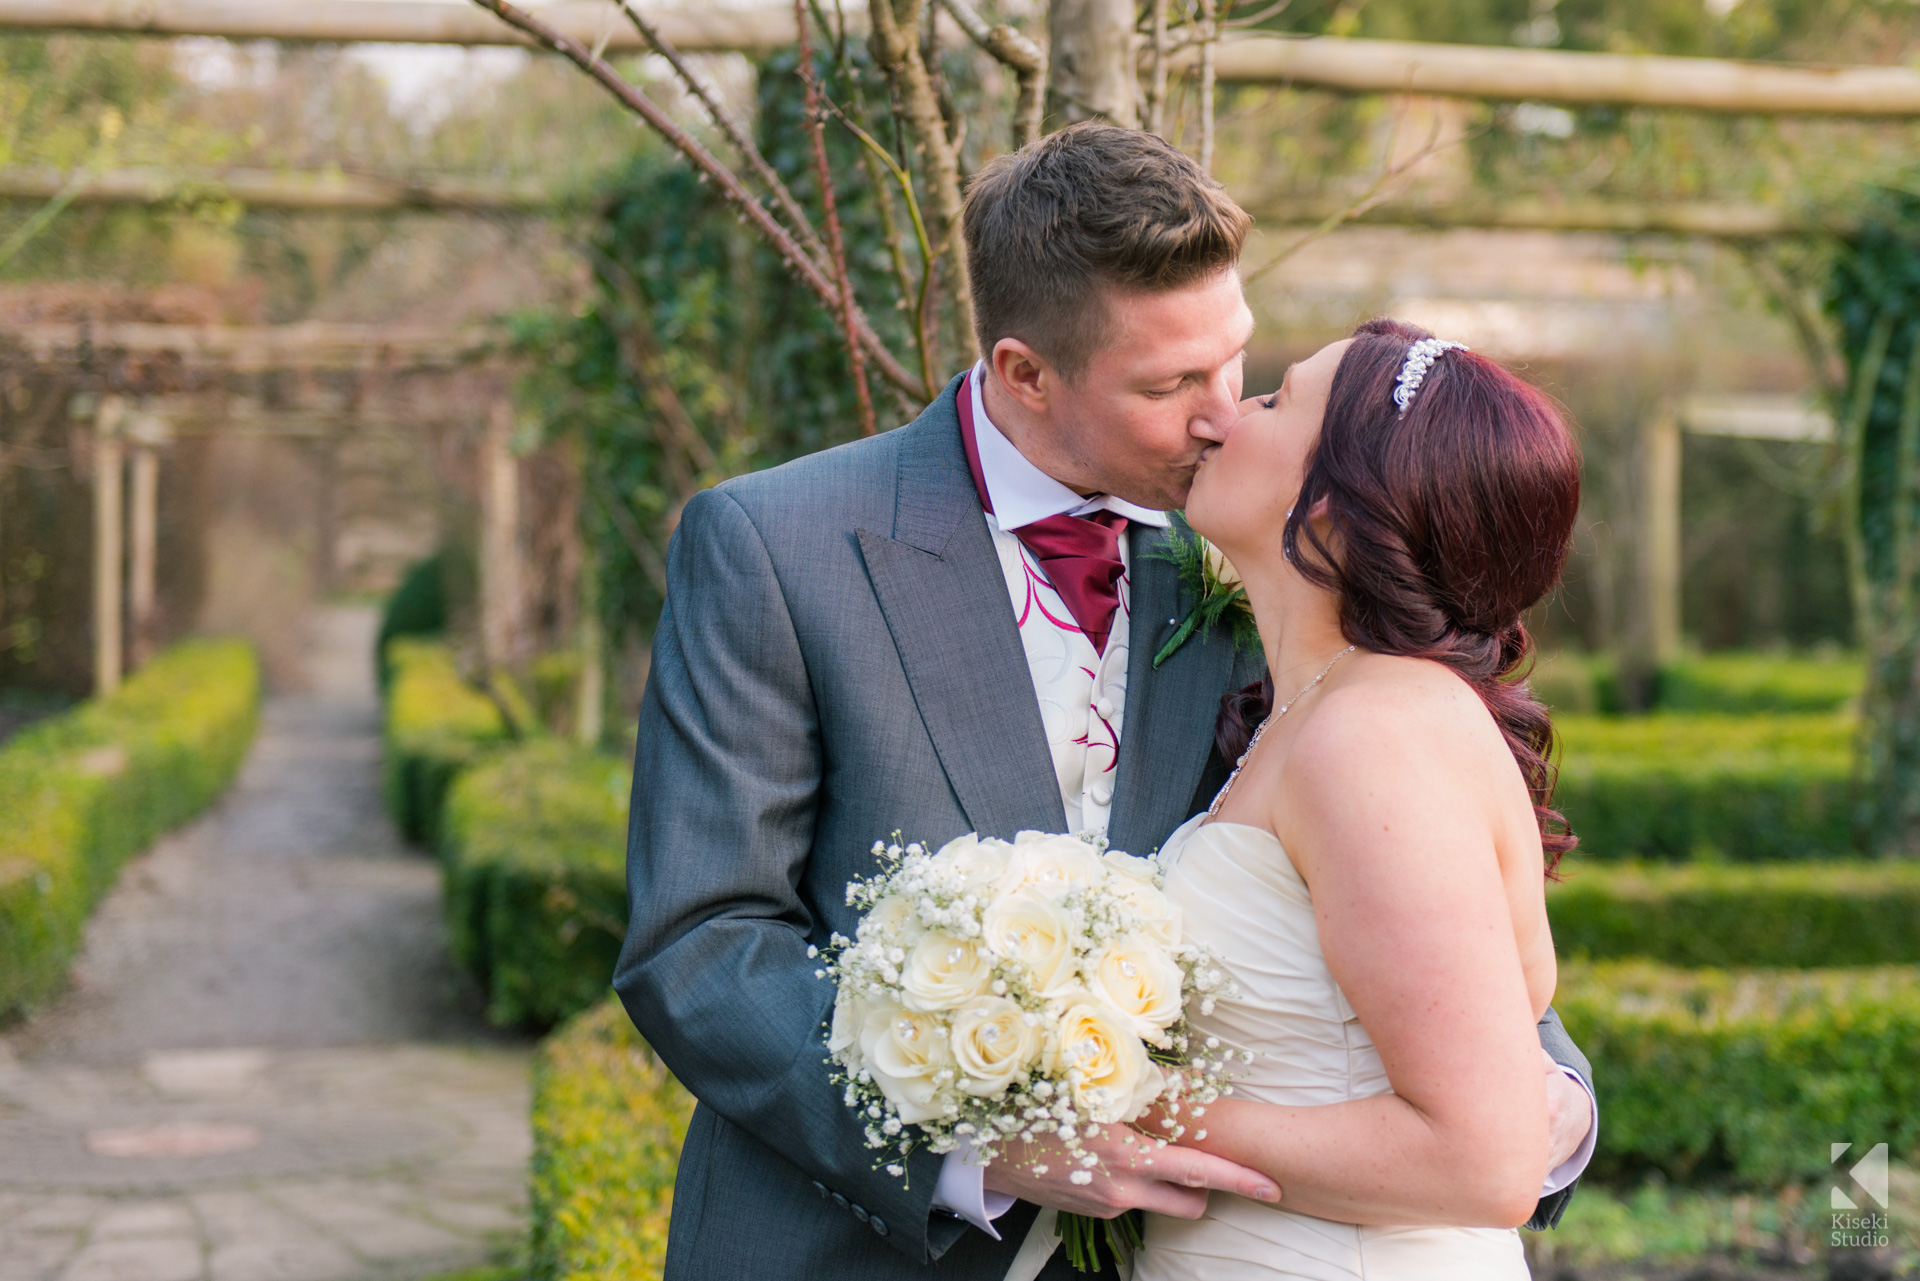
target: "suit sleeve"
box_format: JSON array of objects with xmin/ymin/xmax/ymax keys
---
[
  {"xmin": 613, "ymin": 488, "xmax": 961, "ymax": 1263},
  {"xmin": 1528, "ymin": 1004, "xmax": 1593, "ymax": 1230}
]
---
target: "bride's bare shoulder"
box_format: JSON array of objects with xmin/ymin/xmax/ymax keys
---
[{"xmin": 1286, "ymin": 653, "xmax": 1512, "ymax": 795}]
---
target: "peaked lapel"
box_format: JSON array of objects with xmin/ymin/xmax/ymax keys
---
[
  {"xmin": 857, "ymin": 378, "xmax": 1067, "ymax": 840},
  {"xmin": 1107, "ymin": 524, "xmax": 1239, "ymax": 857}
]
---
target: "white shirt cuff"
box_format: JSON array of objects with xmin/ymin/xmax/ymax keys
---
[
  {"xmin": 931, "ymin": 1134, "xmax": 1017, "ymax": 1238},
  {"xmin": 1541, "ymin": 1066, "xmax": 1598, "ymax": 1196}
]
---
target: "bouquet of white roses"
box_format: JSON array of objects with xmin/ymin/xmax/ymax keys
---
[{"xmin": 816, "ymin": 830, "xmax": 1246, "ymax": 1270}]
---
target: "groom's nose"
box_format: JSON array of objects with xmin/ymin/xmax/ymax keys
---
[{"xmin": 1189, "ymin": 368, "xmax": 1241, "ymax": 442}]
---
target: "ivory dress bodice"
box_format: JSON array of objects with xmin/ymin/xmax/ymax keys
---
[{"xmin": 1132, "ymin": 814, "xmax": 1530, "ymax": 1281}]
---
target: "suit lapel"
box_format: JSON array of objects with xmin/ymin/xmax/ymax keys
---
[
  {"xmin": 857, "ymin": 379, "xmax": 1067, "ymax": 840},
  {"xmin": 1107, "ymin": 525, "xmax": 1238, "ymax": 857}
]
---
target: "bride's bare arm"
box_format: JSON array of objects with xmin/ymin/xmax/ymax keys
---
[{"xmin": 1174, "ymin": 661, "xmax": 1552, "ymax": 1228}]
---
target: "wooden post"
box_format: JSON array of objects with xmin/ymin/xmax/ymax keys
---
[
  {"xmin": 1641, "ymin": 402, "xmax": 1683, "ymax": 665},
  {"xmin": 1046, "ymin": 0, "xmax": 1137, "ymax": 127},
  {"xmin": 479, "ymin": 398, "xmax": 522, "ymax": 673},
  {"xmin": 92, "ymin": 395, "xmax": 126, "ymax": 697},
  {"xmin": 126, "ymin": 411, "xmax": 168, "ymax": 670}
]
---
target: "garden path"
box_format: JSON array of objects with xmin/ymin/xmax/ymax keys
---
[{"xmin": 0, "ymin": 606, "xmax": 532, "ymax": 1281}]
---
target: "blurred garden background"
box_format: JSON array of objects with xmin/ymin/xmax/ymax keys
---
[{"xmin": 4, "ymin": 0, "xmax": 1920, "ymax": 1277}]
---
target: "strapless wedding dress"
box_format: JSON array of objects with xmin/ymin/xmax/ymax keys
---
[{"xmin": 1132, "ymin": 814, "xmax": 1530, "ymax": 1281}]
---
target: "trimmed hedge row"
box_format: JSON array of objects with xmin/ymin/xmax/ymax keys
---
[
  {"xmin": 1554, "ymin": 713, "xmax": 1854, "ymax": 860},
  {"xmin": 1558, "ymin": 960, "xmax": 1920, "ymax": 1185},
  {"xmin": 531, "ymin": 998, "xmax": 694, "ymax": 1281},
  {"xmin": 382, "ymin": 639, "xmax": 506, "ymax": 846},
  {"xmin": 440, "ymin": 741, "xmax": 630, "ymax": 1029},
  {"xmin": 1532, "ymin": 652, "xmax": 1862, "ymax": 716},
  {"xmin": 0, "ymin": 640, "xmax": 260, "ymax": 1017},
  {"xmin": 1549, "ymin": 861, "xmax": 1920, "ymax": 967}
]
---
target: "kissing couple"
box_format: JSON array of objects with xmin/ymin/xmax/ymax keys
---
[{"xmin": 615, "ymin": 121, "xmax": 1598, "ymax": 1280}]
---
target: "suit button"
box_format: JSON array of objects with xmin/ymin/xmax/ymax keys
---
[
  {"xmin": 871, "ymin": 1216, "xmax": 889, "ymax": 1237},
  {"xmin": 832, "ymin": 1192, "xmax": 849, "ymax": 1209},
  {"xmin": 851, "ymin": 1204, "xmax": 870, "ymax": 1223}
]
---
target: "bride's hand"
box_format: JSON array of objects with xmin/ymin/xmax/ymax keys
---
[
  {"xmin": 1542, "ymin": 1048, "xmax": 1593, "ymax": 1170},
  {"xmin": 981, "ymin": 1123, "xmax": 1281, "ymax": 1219}
]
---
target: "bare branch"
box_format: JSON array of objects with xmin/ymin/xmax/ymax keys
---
[
  {"xmin": 1197, "ymin": 0, "xmax": 1217, "ymax": 172},
  {"xmin": 868, "ymin": 0, "xmax": 976, "ymax": 363},
  {"xmin": 613, "ymin": 0, "xmax": 831, "ymax": 277},
  {"xmin": 797, "ymin": 0, "xmax": 878, "ymax": 435},
  {"xmin": 936, "ymin": 0, "xmax": 1045, "ymax": 146},
  {"xmin": 1146, "ymin": 0, "xmax": 1170, "ymax": 136},
  {"xmin": 468, "ymin": 0, "xmax": 927, "ymax": 398}
]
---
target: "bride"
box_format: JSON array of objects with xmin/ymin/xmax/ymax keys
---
[{"xmin": 1132, "ymin": 318, "xmax": 1583, "ymax": 1280}]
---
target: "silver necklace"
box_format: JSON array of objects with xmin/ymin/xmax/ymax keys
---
[{"xmin": 1207, "ymin": 644, "xmax": 1357, "ymax": 818}]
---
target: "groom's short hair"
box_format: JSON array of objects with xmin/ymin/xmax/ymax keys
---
[{"xmin": 963, "ymin": 122, "xmax": 1251, "ymax": 379}]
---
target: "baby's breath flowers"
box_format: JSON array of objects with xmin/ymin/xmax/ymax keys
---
[{"xmin": 819, "ymin": 830, "xmax": 1247, "ymax": 1271}]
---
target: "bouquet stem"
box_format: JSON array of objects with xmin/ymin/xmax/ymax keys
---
[{"xmin": 1059, "ymin": 1209, "xmax": 1142, "ymax": 1273}]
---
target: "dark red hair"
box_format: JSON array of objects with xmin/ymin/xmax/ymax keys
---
[{"xmin": 1217, "ymin": 318, "xmax": 1582, "ymax": 873}]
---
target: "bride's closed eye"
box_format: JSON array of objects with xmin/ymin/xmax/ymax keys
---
[{"xmin": 1259, "ymin": 392, "xmax": 1279, "ymax": 410}]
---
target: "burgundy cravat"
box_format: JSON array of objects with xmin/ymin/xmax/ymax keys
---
[{"xmin": 959, "ymin": 384, "xmax": 1130, "ymax": 655}]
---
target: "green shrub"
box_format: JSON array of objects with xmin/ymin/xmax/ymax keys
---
[
  {"xmin": 1550, "ymin": 861, "xmax": 1920, "ymax": 967},
  {"xmin": 531, "ymin": 999, "xmax": 693, "ymax": 1281},
  {"xmin": 1559, "ymin": 960, "xmax": 1920, "ymax": 1185},
  {"xmin": 1653, "ymin": 653, "xmax": 1862, "ymax": 715},
  {"xmin": 0, "ymin": 640, "xmax": 259, "ymax": 1017},
  {"xmin": 383, "ymin": 639, "xmax": 507, "ymax": 846},
  {"xmin": 1555, "ymin": 714, "xmax": 1854, "ymax": 860},
  {"xmin": 440, "ymin": 741, "xmax": 629, "ymax": 1028},
  {"xmin": 376, "ymin": 553, "xmax": 449, "ymax": 691}
]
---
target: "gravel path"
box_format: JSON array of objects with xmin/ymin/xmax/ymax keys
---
[{"xmin": 0, "ymin": 606, "xmax": 533, "ymax": 1281}]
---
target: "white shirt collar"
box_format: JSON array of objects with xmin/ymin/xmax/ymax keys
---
[{"xmin": 968, "ymin": 362, "xmax": 1171, "ymax": 532}]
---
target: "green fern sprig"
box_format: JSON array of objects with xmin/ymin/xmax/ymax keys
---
[{"xmin": 1149, "ymin": 515, "xmax": 1261, "ymax": 668}]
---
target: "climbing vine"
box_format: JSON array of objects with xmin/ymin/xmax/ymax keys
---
[{"xmin": 1824, "ymin": 189, "xmax": 1920, "ymax": 854}]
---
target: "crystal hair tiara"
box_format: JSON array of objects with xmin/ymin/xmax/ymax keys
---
[{"xmin": 1392, "ymin": 337, "xmax": 1468, "ymax": 414}]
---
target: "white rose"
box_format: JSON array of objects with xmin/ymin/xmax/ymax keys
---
[
  {"xmin": 1101, "ymin": 849, "xmax": 1159, "ymax": 883},
  {"xmin": 948, "ymin": 996, "xmax": 1042, "ymax": 1097},
  {"xmin": 901, "ymin": 932, "xmax": 995, "ymax": 1012},
  {"xmin": 980, "ymin": 890, "xmax": 1080, "ymax": 998},
  {"xmin": 932, "ymin": 832, "xmax": 1011, "ymax": 893},
  {"xmin": 1051, "ymin": 1000, "xmax": 1166, "ymax": 1125},
  {"xmin": 1111, "ymin": 877, "xmax": 1183, "ymax": 949},
  {"xmin": 859, "ymin": 1002, "xmax": 951, "ymax": 1124},
  {"xmin": 1085, "ymin": 936, "xmax": 1185, "ymax": 1045},
  {"xmin": 999, "ymin": 834, "xmax": 1108, "ymax": 900},
  {"xmin": 857, "ymin": 892, "xmax": 921, "ymax": 944},
  {"xmin": 1203, "ymin": 538, "xmax": 1243, "ymax": 590},
  {"xmin": 829, "ymin": 988, "xmax": 865, "ymax": 1060}
]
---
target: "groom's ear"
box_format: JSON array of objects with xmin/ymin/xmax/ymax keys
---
[{"xmin": 990, "ymin": 338, "xmax": 1058, "ymax": 416}]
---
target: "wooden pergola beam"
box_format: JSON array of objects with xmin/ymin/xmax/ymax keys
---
[
  {"xmin": 16, "ymin": 0, "xmax": 1920, "ymax": 118},
  {"xmin": 3, "ymin": 0, "xmax": 805, "ymax": 54},
  {"xmin": 4, "ymin": 165, "xmax": 1839, "ymax": 239},
  {"xmin": 1245, "ymin": 196, "xmax": 1849, "ymax": 240},
  {"xmin": 11, "ymin": 321, "xmax": 497, "ymax": 371},
  {"xmin": 0, "ymin": 166, "xmax": 545, "ymax": 214},
  {"xmin": 1204, "ymin": 35, "xmax": 1920, "ymax": 115}
]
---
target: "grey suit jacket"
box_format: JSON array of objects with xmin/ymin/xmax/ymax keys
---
[{"xmin": 614, "ymin": 375, "xmax": 1586, "ymax": 1281}]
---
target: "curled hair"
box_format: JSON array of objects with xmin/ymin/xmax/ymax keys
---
[{"xmin": 1217, "ymin": 318, "xmax": 1582, "ymax": 873}]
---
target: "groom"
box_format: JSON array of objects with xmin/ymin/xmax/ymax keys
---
[{"xmin": 615, "ymin": 122, "xmax": 1596, "ymax": 1280}]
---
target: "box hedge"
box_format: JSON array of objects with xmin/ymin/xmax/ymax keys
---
[
  {"xmin": 1558, "ymin": 960, "xmax": 1920, "ymax": 1185},
  {"xmin": 0, "ymin": 639, "xmax": 259, "ymax": 1017},
  {"xmin": 1554, "ymin": 714, "xmax": 1854, "ymax": 860},
  {"xmin": 1550, "ymin": 861, "xmax": 1920, "ymax": 967},
  {"xmin": 382, "ymin": 639, "xmax": 507, "ymax": 846},
  {"xmin": 1533, "ymin": 653, "xmax": 1862, "ymax": 716},
  {"xmin": 440, "ymin": 740, "xmax": 630, "ymax": 1029},
  {"xmin": 530, "ymin": 998, "xmax": 694, "ymax": 1281}
]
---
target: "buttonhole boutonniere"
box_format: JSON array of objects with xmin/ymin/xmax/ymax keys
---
[{"xmin": 1149, "ymin": 515, "xmax": 1261, "ymax": 668}]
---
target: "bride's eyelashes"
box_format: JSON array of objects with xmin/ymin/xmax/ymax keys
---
[{"xmin": 1259, "ymin": 392, "xmax": 1279, "ymax": 410}]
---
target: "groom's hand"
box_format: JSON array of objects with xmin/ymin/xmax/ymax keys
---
[{"xmin": 981, "ymin": 1126, "xmax": 1281, "ymax": 1220}]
